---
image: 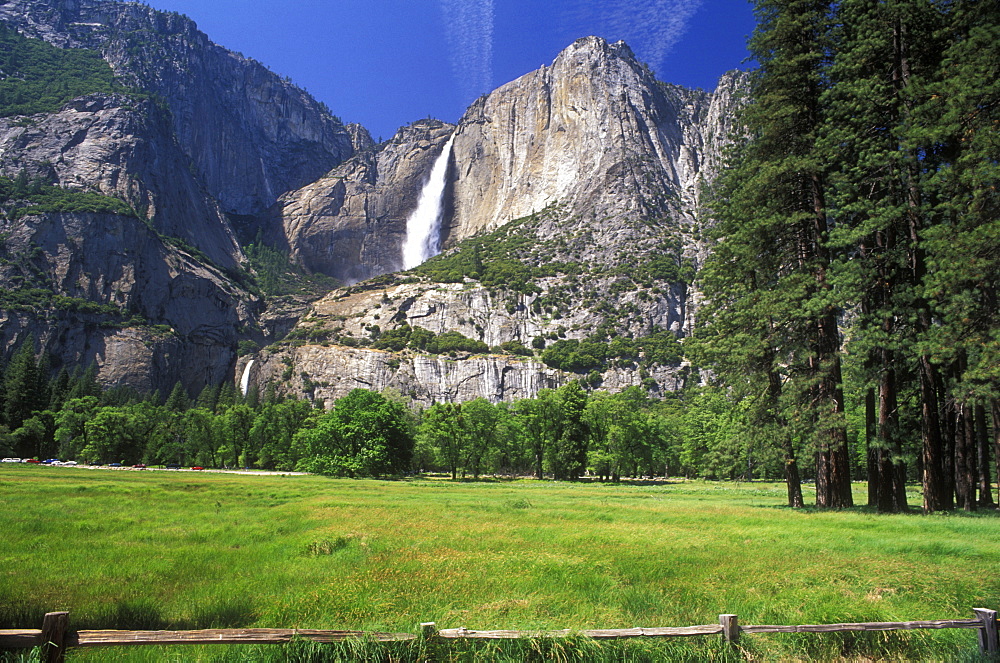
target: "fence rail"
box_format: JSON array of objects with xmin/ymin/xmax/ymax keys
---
[{"xmin": 1, "ymin": 609, "xmax": 996, "ymax": 662}]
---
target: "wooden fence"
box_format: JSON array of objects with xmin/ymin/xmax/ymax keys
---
[{"xmin": 1, "ymin": 609, "xmax": 996, "ymax": 662}]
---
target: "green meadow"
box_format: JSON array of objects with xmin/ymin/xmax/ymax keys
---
[{"xmin": 1, "ymin": 466, "xmax": 998, "ymax": 661}]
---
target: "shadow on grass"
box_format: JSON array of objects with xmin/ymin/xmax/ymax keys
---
[
  {"xmin": 29, "ymin": 597, "xmax": 259, "ymax": 631},
  {"xmin": 756, "ymin": 501, "xmax": 1000, "ymax": 517},
  {"xmin": 406, "ymin": 473, "xmax": 685, "ymax": 486},
  {"xmin": 0, "ymin": 599, "xmax": 47, "ymax": 630}
]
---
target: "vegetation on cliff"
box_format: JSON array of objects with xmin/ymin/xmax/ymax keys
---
[
  {"xmin": 0, "ymin": 172, "xmax": 139, "ymax": 220},
  {"xmin": 0, "ymin": 21, "xmax": 137, "ymax": 116}
]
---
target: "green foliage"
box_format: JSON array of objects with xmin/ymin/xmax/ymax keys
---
[
  {"xmin": 541, "ymin": 339, "xmax": 607, "ymax": 373},
  {"xmin": 499, "ymin": 340, "xmax": 533, "ymax": 357},
  {"xmin": 0, "ymin": 21, "xmax": 139, "ymax": 117},
  {"xmin": 412, "ymin": 207, "xmax": 579, "ymax": 294},
  {"xmin": 540, "ymin": 331, "xmax": 682, "ymax": 373},
  {"xmin": 243, "ymin": 235, "xmax": 340, "ymax": 298},
  {"xmin": 424, "ymin": 330, "xmax": 488, "ymax": 355},
  {"xmin": 0, "ymin": 173, "xmax": 138, "ymax": 221},
  {"xmin": 293, "ymin": 389, "xmax": 413, "ymax": 477},
  {"xmin": 367, "ymin": 323, "xmax": 489, "ymax": 356}
]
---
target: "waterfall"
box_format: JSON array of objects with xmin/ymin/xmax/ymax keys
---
[
  {"xmin": 239, "ymin": 359, "xmax": 255, "ymax": 396},
  {"xmin": 401, "ymin": 133, "xmax": 455, "ymax": 269}
]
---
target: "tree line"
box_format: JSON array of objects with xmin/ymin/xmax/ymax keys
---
[
  {"xmin": 694, "ymin": 0, "xmax": 998, "ymax": 512},
  {"xmin": 0, "ymin": 333, "xmax": 994, "ymax": 503},
  {"xmin": 0, "ymin": 335, "xmax": 813, "ymax": 482}
]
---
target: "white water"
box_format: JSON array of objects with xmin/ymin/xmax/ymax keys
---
[
  {"xmin": 239, "ymin": 359, "xmax": 255, "ymax": 397},
  {"xmin": 401, "ymin": 134, "xmax": 455, "ymax": 269}
]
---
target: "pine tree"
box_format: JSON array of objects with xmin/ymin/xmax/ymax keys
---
[
  {"xmin": 913, "ymin": 0, "xmax": 1000, "ymax": 510},
  {"xmin": 819, "ymin": 0, "xmax": 945, "ymax": 512},
  {"xmin": 3, "ymin": 335, "xmax": 43, "ymax": 433},
  {"xmin": 702, "ymin": 0, "xmax": 852, "ymax": 507},
  {"xmin": 165, "ymin": 381, "xmax": 190, "ymax": 413}
]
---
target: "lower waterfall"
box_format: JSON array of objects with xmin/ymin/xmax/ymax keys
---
[{"xmin": 239, "ymin": 359, "xmax": 255, "ymax": 396}]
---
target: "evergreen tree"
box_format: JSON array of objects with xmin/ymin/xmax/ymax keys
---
[
  {"xmin": 700, "ymin": 0, "xmax": 852, "ymax": 507},
  {"xmin": 165, "ymin": 381, "xmax": 190, "ymax": 413},
  {"xmin": 3, "ymin": 335, "xmax": 44, "ymax": 434},
  {"xmin": 819, "ymin": 0, "xmax": 944, "ymax": 512},
  {"xmin": 914, "ymin": 0, "xmax": 1000, "ymax": 510}
]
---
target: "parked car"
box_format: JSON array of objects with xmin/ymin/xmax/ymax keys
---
[
  {"xmin": 191, "ymin": 466, "xmax": 204, "ymax": 470},
  {"xmin": 132, "ymin": 464, "xmax": 147, "ymax": 469},
  {"xmin": 62, "ymin": 461, "xmax": 77, "ymax": 466},
  {"xmin": 1, "ymin": 458, "xmax": 21, "ymax": 463},
  {"xmin": 24, "ymin": 459, "xmax": 42, "ymax": 464},
  {"xmin": 165, "ymin": 464, "xmax": 180, "ymax": 469},
  {"xmin": 109, "ymin": 463, "xmax": 122, "ymax": 467}
]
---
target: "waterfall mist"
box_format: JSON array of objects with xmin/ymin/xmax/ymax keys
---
[{"xmin": 402, "ymin": 134, "xmax": 455, "ymax": 269}]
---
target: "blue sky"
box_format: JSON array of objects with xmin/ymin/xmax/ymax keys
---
[{"xmin": 146, "ymin": 0, "xmax": 756, "ymax": 141}]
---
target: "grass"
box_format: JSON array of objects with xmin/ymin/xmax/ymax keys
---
[{"xmin": 1, "ymin": 466, "xmax": 998, "ymax": 661}]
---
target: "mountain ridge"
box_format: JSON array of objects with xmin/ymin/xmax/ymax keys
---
[{"xmin": 0, "ymin": 0, "xmax": 743, "ymax": 401}]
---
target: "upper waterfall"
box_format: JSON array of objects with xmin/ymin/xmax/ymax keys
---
[{"xmin": 401, "ymin": 133, "xmax": 455, "ymax": 269}]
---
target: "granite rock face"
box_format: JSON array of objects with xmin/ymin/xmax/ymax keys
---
[
  {"xmin": 272, "ymin": 120, "xmax": 455, "ymax": 284},
  {"xmin": 252, "ymin": 38, "xmax": 744, "ymax": 403},
  {"xmin": 0, "ymin": 2, "xmax": 746, "ymax": 402},
  {"xmin": 0, "ymin": 0, "xmax": 363, "ymax": 392},
  {"xmin": 447, "ymin": 37, "xmax": 715, "ymax": 242},
  {"xmin": 0, "ymin": 209, "xmax": 257, "ymax": 393},
  {"xmin": 0, "ymin": 0, "xmax": 359, "ymax": 217},
  {"xmin": 0, "ymin": 93, "xmax": 239, "ymax": 268}
]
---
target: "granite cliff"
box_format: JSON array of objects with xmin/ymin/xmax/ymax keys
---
[
  {"xmin": 0, "ymin": 0, "xmax": 743, "ymax": 401},
  {"xmin": 272, "ymin": 119, "xmax": 453, "ymax": 284},
  {"xmin": 247, "ymin": 37, "xmax": 745, "ymax": 405},
  {"xmin": 0, "ymin": 0, "xmax": 361, "ymax": 219},
  {"xmin": 0, "ymin": 0, "xmax": 361, "ymax": 393}
]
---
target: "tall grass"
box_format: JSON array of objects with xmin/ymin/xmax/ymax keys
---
[{"xmin": 1, "ymin": 466, "xmax": 997, "ymax": 660}]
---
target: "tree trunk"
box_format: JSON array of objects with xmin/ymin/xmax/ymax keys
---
[
  {"xmin": 976, "ymin": 403, "xmax": 994, "ymax": 507},
  {"xmin": 810, "ymin": 174, "xmax": 853, "ymax": 510},
  {"xmin": 877, "ymin": 353, "xmax": 907, "ymax": 512},
  {"xmin": 955, "ymin": 401, "xmax": 977, "ymax": 511},
  {"xmin": 866, "ymin": 386, "xmax": 878, "ymax": 507},
  {"xmin": 993, "ymin": 400, "xmax": 1000, "ymax": 506},
  {"xmin": 770, "ymin": 368, "xmax": 803, "ymax": 508}
]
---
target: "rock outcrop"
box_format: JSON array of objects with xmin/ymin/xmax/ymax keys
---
[
  {"xmin": 272, "ymin": 120, "xmax": 455, "ymax": 284},
  {"xmin": 0, "ymin": 0, "xmax": 363, "ymax": 392},
  {"xmin": 0, "ymin": 93, "xmax": 239, "ymax": 268},
  {"xmin": 0, "ymin": 208, "xmax": 257, "ymax": 393},
  {"xmin": 0, "ymin": 0, "xmax": 359, "ymax": 221},
  {"xmin": 446, "ymin": 37, "xmax": 709, "ymax": 242},
  {"xmin": 250, "ymin": 38, "xmax": 743, "ymax": 404}
]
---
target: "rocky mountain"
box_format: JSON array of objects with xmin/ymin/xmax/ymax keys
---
[
  {"xmin": 0, "ymin": 0, "xmax": 361, "ymax": 394},
  {"xmin": 244, "ymin": 37, "xmax": 745, "ymax": 405},
  {"xmin": 0, "ymin": 0, "xmax": 743, "ymax": 402},
  {"xmin": 0, "ymin": 0, "xmax": 360, "ymax": 220},
  {"xmin": 271, "ymin": 119, "xmax": 452, "ymax": 284}
]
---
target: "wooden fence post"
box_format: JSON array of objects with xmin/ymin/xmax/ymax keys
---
[
  {"xmin": 40, "ymin": 611, "xmax": 69, "ymax": 663},
  {"xmin": 719, "ymin": 614, "xmax": 739, "ymax": 645},
  {"xmin": 974, "ymin": 608, "xmax": 998, "ymax": 655}
]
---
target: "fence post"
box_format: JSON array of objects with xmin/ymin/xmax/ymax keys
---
[
  {"xmin": 40, "ymin": 611, "xmax": 69, "ymax": 663},
  {"xmin": 974, "ymin": 608, "xmax": 998, "ymax": 655},
  {"xmin": 421, "ymin": 622, "xmax": 438, "ymax": 640},
  {"xmin": 719, "ymin": 614, "xmax": 740, "ymax": 645}
]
